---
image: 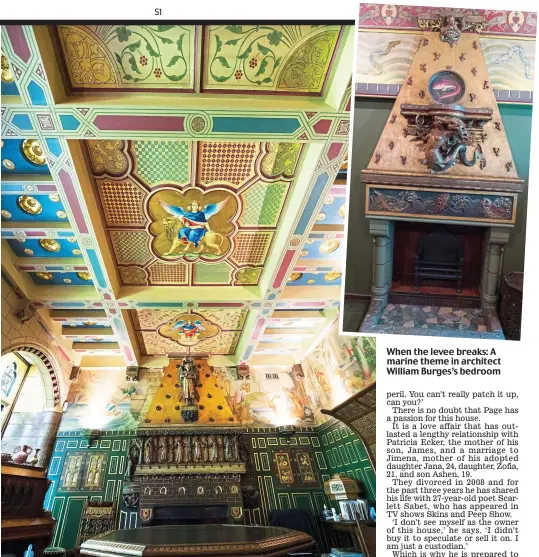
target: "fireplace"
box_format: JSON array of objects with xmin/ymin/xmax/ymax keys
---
[
  {"xmin": 151, "ymin": 504, "xmax": 229, "ymax": 526},
  {"xmin": 356, "ymin": 22, "xmax": 524, "ymax": 339},
  {"xmin": 390, "ymin": 223, "xmax": 484, "ymax": 303}
]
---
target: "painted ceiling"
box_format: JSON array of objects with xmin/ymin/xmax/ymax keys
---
[
  {"xmin": 86, "ymin": 139, "xmax": 302, "ymax": 287},
  {"xmin": 55, "ymin": 24, "xmax": 343, "ymax": 95},
  {"xmin": 1, "ymin": 23, "xmax": 352, "ymax": 366}
]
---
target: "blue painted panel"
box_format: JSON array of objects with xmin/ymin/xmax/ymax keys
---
[
  {"xmin": 59, "ymin": 114, "xmax": 80, "ymax": 131},
  {"xmin": 28, "ymin": 80, "xmax": 47, "ymax": 106},
  {"xmin": 287, "ymin": 272, "xmax": 341, "ymax": 286},
  {"xmin": 298, "ymin": 239, "xmax": 344, "ymax": 260},
  {"xmin": 1, "ymin": 80, "xmax": 19, "ymax": 96},
  {"xmin": 294, "ymin": 172, "xmax": 329, "ymax": 235},
  {"xmin": 1, "ymin": 139, "xmax": 50, "ymax": 174},
  {"xmin": 1, "ymin": 193, "xmax": 68, "ymax": 222},
  {"xmin": 63, "ymin": 323, "xmax": 111, "ymax": 329},
  {"xmin": 7, "ymin": 238, "xmax": 81, "ymax": 258},
  {"xmin": 318, "ymin": 196, "xmax": 346, "ymax": 225},
  {"xmin": 29, "ymin": 271, "xmax": 93, "ymax": 286},
  {"xmin": 50, "ymin": 302, "xmax": 88, "ymax": 307},
  {"xmin": 12, "ymin": 114, "xmax": 33, "ymax": 131},
  {"xmin": 45, "ymin": 138, "xmax": 63, "ymax": 158},
  {"xmin": 212, "ymin": 117, "xmax": 301, "ymax": 134},
  {"xmin": 86, "ymin": 249, "xmax": 107, "ymax": 289}
]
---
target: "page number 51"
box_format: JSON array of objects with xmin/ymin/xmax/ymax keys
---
[{"xmin": 155, "ymin": 8, "xmax": 162, "ymax": 15}]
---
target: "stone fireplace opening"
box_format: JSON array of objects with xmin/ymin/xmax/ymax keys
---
[
  {"xmin": 391, "ymin": 222, "xmax": 484, "ymax": 302},
  {"xmin": 151, "ymin": 504, "xmax": 229, "ymax": 526}
]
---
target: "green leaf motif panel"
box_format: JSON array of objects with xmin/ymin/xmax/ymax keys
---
[
  {"xmin": 204, "ymin": 25, "xmax": 342, "ymax": 94},
  {"xmin": 57, "ymin": 25, "xmax": 196, "ymax": 90}
]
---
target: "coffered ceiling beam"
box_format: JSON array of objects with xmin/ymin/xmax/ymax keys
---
[
  {"xmin": 118, "ymin": 285, "xmax": 261, "ymax": 303},
  {"xmin": 62, "ymin": 326, "xmax": 115, "ymax": 337},
  {"xmin": 73, "ymin": 342, "xmax": 120, "ymax": 350},
  {"xmin": 280, "ymin": 285, "xmax": 342, "ymax": 300},
  {"xmin": 50, "ymin": 309, "xmax": 108, "ymax": 320}
]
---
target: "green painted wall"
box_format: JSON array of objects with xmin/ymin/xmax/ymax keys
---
[
  {"xmin": 46, "ymin": 425, "xmax": 376, "ymax": 547},
  {"xmin": 45, "ymin": 431, "xmax": 134, "ymax": 549},
  {"xmin": 319, "ymin": 420, "xmax": 376, "ymax": 504},
  {"xmin": 345, "ymin": 98, "xmax": 532, "ymax": 296}
]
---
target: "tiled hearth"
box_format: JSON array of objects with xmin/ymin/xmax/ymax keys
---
[{"xmin": 376, "ymin": 304, "xmax": 503, "ymax": 338}]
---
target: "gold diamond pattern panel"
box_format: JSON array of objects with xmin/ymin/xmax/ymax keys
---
[
  {"xmin": 230, "ymin": 231, "xmax": 273, "ymax": 266},
  {"xmin": 198, "ymin": 142, "xmax": 258, "ymax": 188},
  {"xmin": 147, "ymin": 261, "xmax": 188, "ymax": 285},
  {"xmin": 86, "ymin": 140, "xmax": 130, "ymax": 176},
  {"xmin": 98, "ymin": 180, "xmax": 147, "ymax": 226},
  {"xmin": 85, "ymin": 138, "xmax": 298, "ymax": 287},
  {"xmin": 110, "ymin": 231, "xmax": 153, "ymax": 266}
]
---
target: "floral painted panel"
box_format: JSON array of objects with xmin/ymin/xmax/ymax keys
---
[
  {"xmin": 203, "ymin": 25, "xmax": 343, "ymax": 94},
  {"xmin": 57, "ymin": 25, "xmax": 196, "ymax": 90}
]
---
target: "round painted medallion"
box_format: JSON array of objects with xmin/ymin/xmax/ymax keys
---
[
  {"xmin": 288, "ymin": 272, "xmax": 303, "ymax": 282},
  {"xmin": 324, "ymin": 272, "xmax": 342, "ymax": 282},
  {"xmin": 77, "ymin": 272, "xmax": 92, "ymax": 281},
  {"xmin": 319, "ymin": 240, "xmax": 340, "ymax": 254},
  {"xmin": 39, "ymin": 238, "xmax": 61, "ymax": 252},
  {"xmin": 36, "ymin": 272, "xmax": 53, "ymax": 280},
  {"xmin": 17, "ymin": 195, "xmax": 42, "ymax": 215},
  {"xmin": 21, "ymin": 139, "xmax": 47, "ymax": 166},
  {"xmin": 428, "ymin": 70, "xmax": 466, "ymax": 104}
]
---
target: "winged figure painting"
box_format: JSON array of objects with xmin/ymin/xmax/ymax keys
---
[
  {"xmin": 158, "ymin": 197, "xmax": 229, "ymax": 256},
  {"xmin": 172, "ymin": 319, "xmax": 206, "ymax": 338}
]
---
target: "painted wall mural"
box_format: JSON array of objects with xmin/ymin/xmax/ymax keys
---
[
  {"xmin": 57, "ymin": 323, "xmax": 375, "ymax": 431},
  {"xmin": 86, "ymin": 139, "xmax": 301, "ymax": 287},
  {"xmin": 357, "ymin": 33, "xmax": 535, "ymax": 93},
  {"xmin": 58, "ymin": 368, "xmax": 157, "ymax": 432},
  {"xmin": 55, "ymin": 25, "xmax": 344, "ymax": 96},
  {"xmin": 213, "ymin": 322, "xmax": 376, "ymax": 427}
]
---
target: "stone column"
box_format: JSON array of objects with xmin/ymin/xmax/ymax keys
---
[
  {"xmin": 480, "ymin": 227, "xmax": 510, "ymax": 309},
  {"xmin": 369, "ymin": 219, "xmax": 394, "ymax": 305}
]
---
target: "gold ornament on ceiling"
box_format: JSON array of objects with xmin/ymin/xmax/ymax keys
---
[
  {"xmin": 72, "ymin": 249, "xmax": 82, "ymax": 255},
  {"xmin": 49, "ymin": 194, "xmax": 61, "ymax": 202},
  {"xmin": 84, "ymin": 321, "xmax": 97, "ymax": 326},
  {"xmin": 69, "ymin": 324, "xmax": 77, "ymax": 327},
  {"xmin": 24, "ymin": 249, "xmax": 34, "ymax": 255},
  {"xmin": 1, "ymin": 54, "xmax": 14, "ymax": 83},
  {"xmin": 288, "ymin": 272, "xmax": 303, "ymax": 282},
  {"xmin": 36, "ymin": 272, "xmax": 53, "ymax": 280},
  {"xmin": 340, "ymin": 152, "xmax": 348, "ymax": 171},
  {"xmin": 324, "ymin": 272, "xmax": 342, "ymax": 282},
  {"xmin": 18, "ymin": 196, "xmax": 43, "ymax": 216},
  {"xmin": 339, "ymin": 204, "xmax": 346, "ymax": 218},
  {"xmin": 68, "ymin": 237, "xmax": 77, "ymax": 243},
  {"xmin": 77, "ymin": 272, "xmax": 92, "ymax": 281},
  {"xmin": 307, "ymin": 278, "xmax": 316, "ymax": 284},
  {"xmin": 57, "ymin": 210, "xmax": 68, "ymax": 219},
  {"xmin": 2, "ymin": 158, "xmax": 15, "ymax": 170},
  {"xmin": 300, "ymin": 250, "xmax": 308, "ymax": 257},
  {"xmin": 63, "ymin": 278, "xmax": 72, "ymax": 284},
  {"xmin": 22, "ymin": 139, "xmax": 47, "ymax": 166},
  {"xmin": 39, "ymin": 238, "xmax": 61, "ymax": 252},
  {"xmin": 319, "ymin": 240, "xmax": 340, "ymax": 254},
  {"xmin": 92, "ymin": 338, "xmax": 103, "ymax": 342},
  {"xmin": 324, "ymin": 196, "xmax": 334, "ymax": 205},
  {"xmin": 316, "ymin": 212, "xmax": 326, "ymax": 221},
  {"xmin": 1, "ymin": 210, "xmax": 12, "ymax": 219},
  {"xmin": 16, "ymin": 238, "xmax": 25, "ymax": 243}
]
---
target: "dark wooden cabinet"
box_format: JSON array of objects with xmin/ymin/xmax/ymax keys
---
[{"xmin": 1, "ymin": 463, "xmax": 55, "ymax": 557}]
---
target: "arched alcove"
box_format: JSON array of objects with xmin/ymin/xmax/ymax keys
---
[{"xmin": 1, "ymin": 343, "xmax": 64, "ymax": 468}]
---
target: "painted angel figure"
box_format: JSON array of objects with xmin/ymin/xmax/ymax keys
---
[
  {"xmin": 158, "ymin": 198, "xmax": 229, "ymax": 255},
  {"xmin": 172, "ymin": 319, "xmax": 205, "ymax": 338}
]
